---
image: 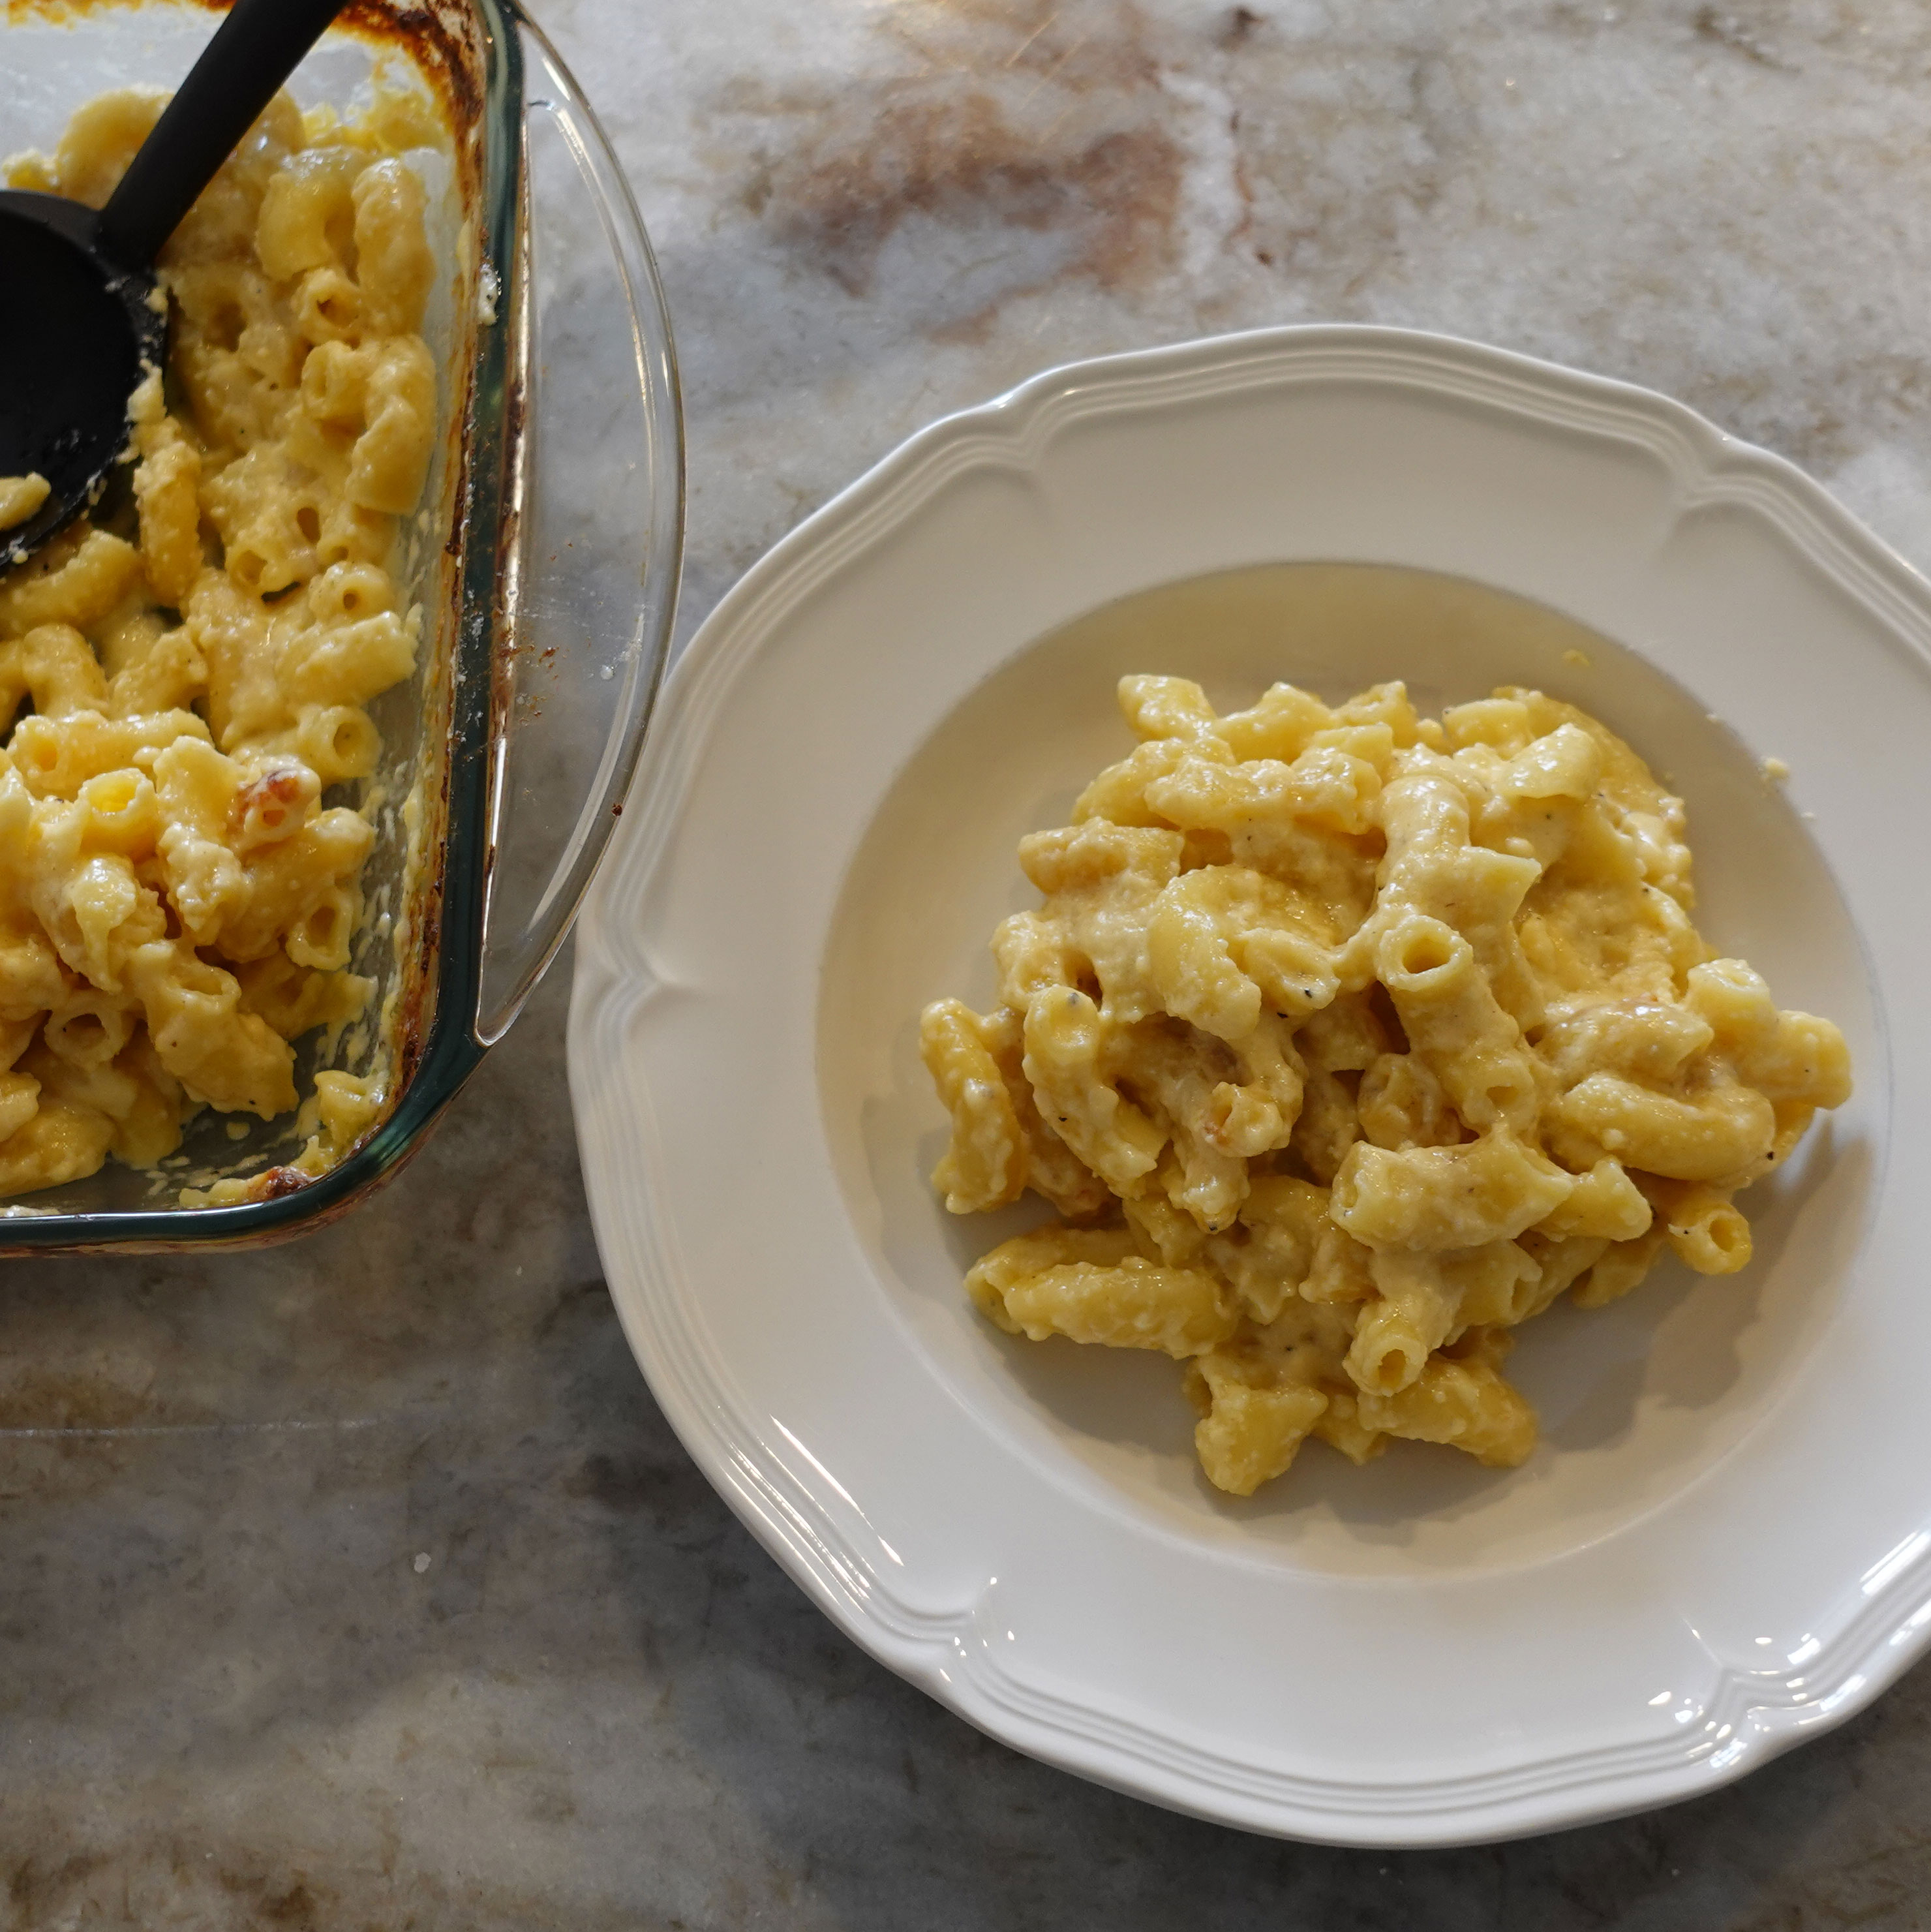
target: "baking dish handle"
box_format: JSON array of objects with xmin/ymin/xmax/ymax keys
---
[{"xmin": 473, "ymin": 7, "xmax": 684, "ymax": 1047}]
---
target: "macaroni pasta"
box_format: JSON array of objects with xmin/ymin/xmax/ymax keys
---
[
  {"xmin": 0, "ymin": 475, "xmax": 50, "ymax": 532},
  {"xmin": 0, "ymin": 85, "xmax": 442, "ymax": 1201},
  {"xmin": 922, "ymin": 676, "xmax": 1851, "ymax": 1496}
]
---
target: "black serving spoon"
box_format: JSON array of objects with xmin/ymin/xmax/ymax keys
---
[{"xmin": 0, "ymin": 0, "xmax": 348, "ymax": 568}]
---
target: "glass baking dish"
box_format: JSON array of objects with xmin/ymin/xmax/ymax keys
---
[{"xmin": 0, "ymin": 0, "xmax": 682, "ymax": 1251}]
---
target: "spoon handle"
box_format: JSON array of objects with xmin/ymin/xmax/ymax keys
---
[{"xmin": 97, "ymin": 0, "xmax": 348, "ymax": 272}]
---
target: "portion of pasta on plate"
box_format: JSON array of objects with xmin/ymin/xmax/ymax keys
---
[
  {"xmin": 0, "ymin": 85, "xmax": 441, "ymax": 1202},
  {"xmin": 922, "ymin": 675, "xmax": 1852, "ymax": 1498}
]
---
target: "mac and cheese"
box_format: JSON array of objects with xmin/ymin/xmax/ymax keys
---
[
  {"xmin": 0, "ymin": 85, "xmax": 442, "ymax": 1201},
  {"xmin": 0, "ymin": 475, "xmax": 49, "ymax": 532},
  {"xmin": 922, "ymin": 676, "xmax": 1851, "ymax": 1496}
]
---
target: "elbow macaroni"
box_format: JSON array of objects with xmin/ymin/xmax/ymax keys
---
[
  {"xmin": 922, "ymin": 676, "xmax": 1852, "ymax": 1497},
  {"xmin": 0, "ymin": 475, "xmax": 50, "ymax": 532},
  {"xmin": 0, "ymin": 87, "xmax": 444, "ymax": 1199}
]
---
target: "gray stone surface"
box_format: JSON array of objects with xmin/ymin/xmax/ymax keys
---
[{"xmin": 7, "ymin": 0, "xmax": 1931, "ymax": 1924}]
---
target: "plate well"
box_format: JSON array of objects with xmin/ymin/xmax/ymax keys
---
[{"xmin": 819, "ymin": 562, "xmax": 1878, "ymax": 1578}]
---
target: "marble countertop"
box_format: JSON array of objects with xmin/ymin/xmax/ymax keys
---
[{"xmin": 8, "ymin": 0, "xmax": 1931, "ymax": 1924}]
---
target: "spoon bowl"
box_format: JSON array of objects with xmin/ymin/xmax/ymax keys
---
[
  {"xmin": 0, "ymin": 0, "xmax": 346, "ymax": 570},
  {"xmin": 0, "ymin": 192, "xmax": 164, "ymax": 568}
]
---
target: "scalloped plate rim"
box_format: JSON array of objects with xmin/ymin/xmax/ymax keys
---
[{"xmin": 570, "ymin": 322, "xmax": 1930, "ymax": 1847}]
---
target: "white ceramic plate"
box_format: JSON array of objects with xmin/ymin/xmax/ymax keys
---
[{"xmin": 570, "ymin": 326, "xmax": 1927, "ymax": 1847}]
